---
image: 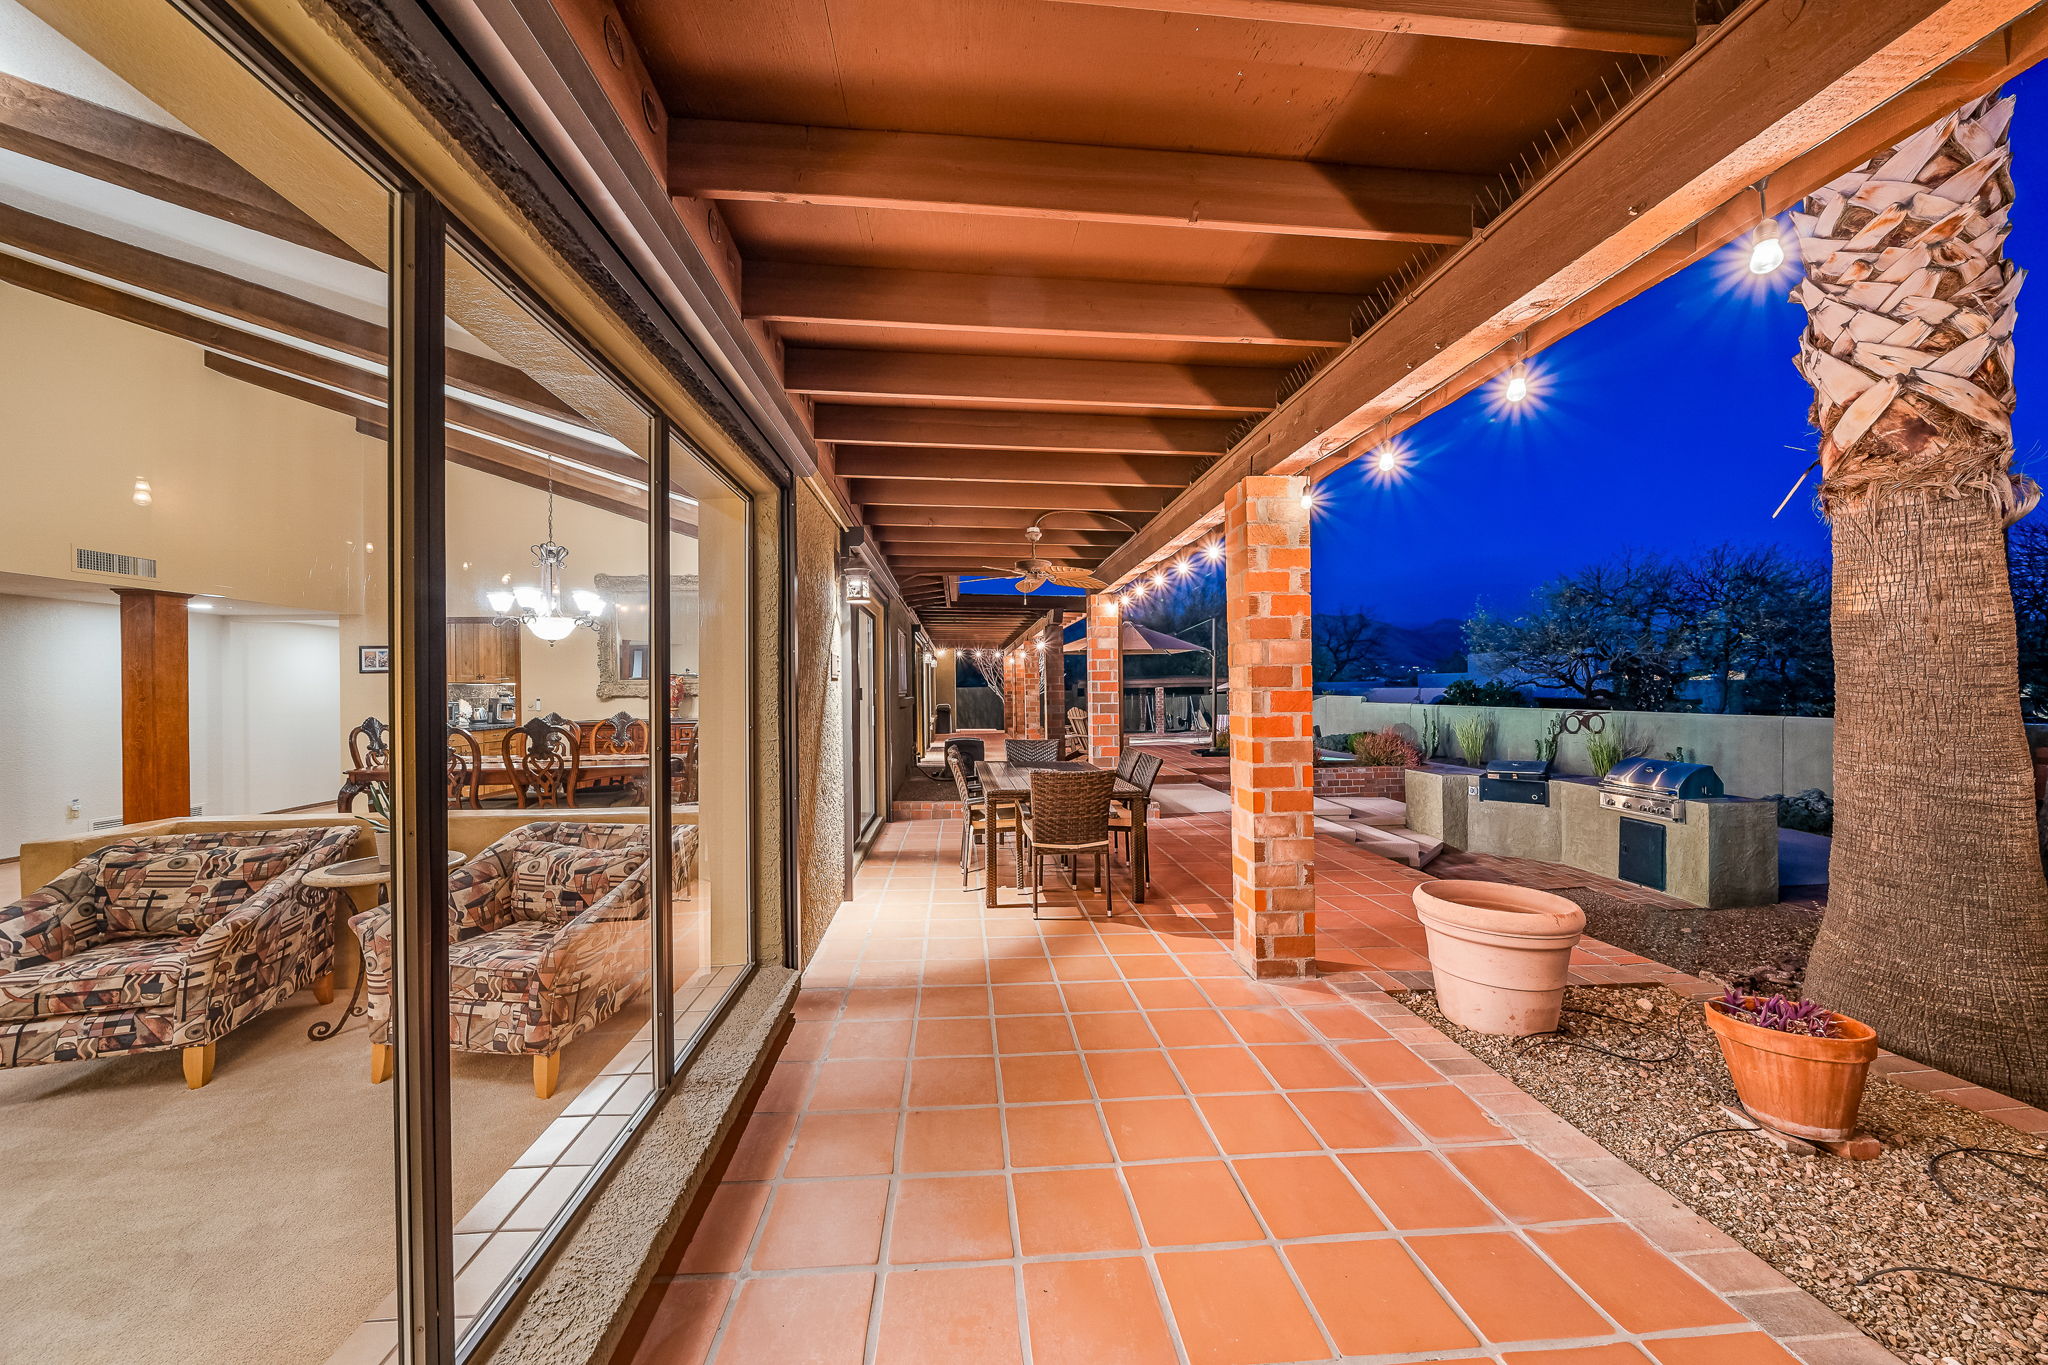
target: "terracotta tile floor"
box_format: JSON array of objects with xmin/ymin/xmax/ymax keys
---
[{"xmin": 619, "ymin": 815, "xmax": 1798, "ymax": 1365}]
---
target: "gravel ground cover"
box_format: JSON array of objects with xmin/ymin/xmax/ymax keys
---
[
  {"xmin": 1561, "ymin": 888, "xmax": 1825, "ymax": 994},
  {"xmin": 1409, "ymin": 986, "xmax": 2048, "ymax": 1365}
]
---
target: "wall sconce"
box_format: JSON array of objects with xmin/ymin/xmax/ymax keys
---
[
  {"xmin": 844, "ymin": 566, "xmax": 873, "ymax": 603},
  {"xmin": 132, "ymin": 477, "xmax": 153, "ymax": 507}
]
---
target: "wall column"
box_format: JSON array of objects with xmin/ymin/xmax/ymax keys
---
[
  {"xmin": 1087, "ymin": 596, "xmax": 1123, "ymax": 766},
  {"xmin": 115, "ymin": 588, "xmax": 192, "ymax": 824},
  {"xmin": 1225, "ymin": 476, "xmax": 1317, "ymax": 978},
  {"xmin": 1002, "ymin": 646, "xmax": 1044, "ymax": 740}
]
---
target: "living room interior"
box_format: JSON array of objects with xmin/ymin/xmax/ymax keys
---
[{"xmin": 0, "ymin": 2, "xmax": 757, "ymax": 1358}]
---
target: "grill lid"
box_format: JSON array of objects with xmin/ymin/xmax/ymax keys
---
[
  {"xmin": 1485, "ymin": 759, "xmax": 1551, "ymax": 779},
  {"xmin": 1602, "ymin": 757, "xmax": 1724, "ymax": 799}
]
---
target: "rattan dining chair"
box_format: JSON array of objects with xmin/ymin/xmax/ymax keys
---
[
  {"xmin": 948, "ymin": 749, "xmax": 1024, "ymax": 887},
  {"xmin": 1021, "ymin": 767, "xmax": 1117, "ymax": 918},
  {"xmin": 1110, "ymin": 750, "xmax": 1163, "ymax": 866},
  {"xmin": 1004, "ymin": 737, "xmax": 1062, "ymax": 766}
]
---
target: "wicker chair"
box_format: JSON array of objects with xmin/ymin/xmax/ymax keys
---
[
  {"xmin": 1004, "ymin": 737, "xmax": 1061, "ymax": 766},
  {"xmin": 1110, "ymin": 750, "xmax": 1163, "ymax": 867},
  {"xmin": 947, "ymin": 749, "xmax": 1022, "ymax": 887},
  {"xmin": 1021, "ymin": 768, "xmax": 1117, "ymax": 918}
]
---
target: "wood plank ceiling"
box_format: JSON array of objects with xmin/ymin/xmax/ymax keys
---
[{"xmin": 616, "ymin": 0, "xmax": 1708, "ymax": 644}]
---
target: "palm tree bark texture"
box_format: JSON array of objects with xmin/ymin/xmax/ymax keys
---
[{"xmin": 1790, "ymin": 93, "xmax": 2048, "ymax": 1105}]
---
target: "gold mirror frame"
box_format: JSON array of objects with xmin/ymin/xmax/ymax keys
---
[{"xmin": 593, "ymin": 573, "xmax": 699, "ymax": 699}]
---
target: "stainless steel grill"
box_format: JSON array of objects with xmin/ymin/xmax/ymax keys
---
[
  {"xmin": 1479, "ymin": 758, "xmax": 1551, "ymax": 805},
  {"xmin": 1597, "ymin": 756, "xmax": 1724, "ymax": 822}
]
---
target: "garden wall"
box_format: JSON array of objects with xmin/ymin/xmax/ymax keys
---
[{"xmin": 1313, "ymin": 698, "xmax": 1835, "ymax": 799}]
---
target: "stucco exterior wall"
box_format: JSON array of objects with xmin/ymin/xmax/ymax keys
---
[{"xmin": 793, "ymin": 480, "xmax": 848, "ymax": 965}]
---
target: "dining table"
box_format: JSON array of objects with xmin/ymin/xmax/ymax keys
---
[
  {"xmin": 974, "ymin": 759, "xmax": 1151, "ymax": 908},
  {"xmin": 337, "ymin": 754, "xmax": 653, "ymax": 811}
]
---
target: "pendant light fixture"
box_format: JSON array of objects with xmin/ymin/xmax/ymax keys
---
[
  {"xmin": 1747, "ymin": 178, "xmax": 1786, "ymax": 275},
  {"xmin": 486, "ymin": 453, "xmax": 605, "ymax": 643}
]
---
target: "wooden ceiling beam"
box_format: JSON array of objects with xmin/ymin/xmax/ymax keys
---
[
  {"xmin": 672, "ymin": 119, "xmax": 1480, "ymax": 244},
  {"xmin": 746, "ymin": 262, "xmax": 1353, "ymax": 347},
  {"xmin": 0, "ymin": 202, "xmax": 581, "ymax": 422},
  {"xmin": 1094, "ymin": 0, "xmax": 2039, "ymax": 586},
  {"xmin": 814, "ymin": 404, "xmax": 1235, "ymax": 454},
  {"xmin": 879, "ymin": 525, "xmax": 1125, "ymax": 547},
  {"xmin": 0, "ymin": 72, "xmax": 366, "ymax": 263},
  {"xmin": 1043, "ymin": 0, "xmax": 1696, "ymax": 54},
  {"xmin": 785, "ymin": 347, "xmax": 1278, "ymax": 413},
  {"xmin": 853, "ymin": 479, "xmax": 1169, "ymax": 513},
  {"xmin": 861, "ymin": 505, "xmax": 1141, "ymax": 532},
  {"xmin": 838, "ymin": 447, "xmax": 1205, "ymax": 487}
]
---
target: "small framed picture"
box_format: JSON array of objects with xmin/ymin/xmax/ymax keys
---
[{"xmin": 359, "ymin": 645, "xmax": 390, "ymax": 674}]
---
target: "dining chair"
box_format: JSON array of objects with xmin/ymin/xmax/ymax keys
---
[
  {"xmin": 1004, "ymin": 737, "xmax": 1061, "ymax": 766},
  {"xmin": 942, "ymin": 737, "xmax": 986, "ymax": 796},
  {"xmin": 503, "ymin": 716, "xmax": 581, "ymax": 807},
  {"xmin": 348, "ymin": 716, "xmax": 390, "ymax": 770},
  {"xmin": 597, "ymin": 711, "xmax": 648, "ymax": 752},
  {"xmin": 1110, "ymin": 750, "xmax": 1162, "ymax": 869},
  {"xmin": 447, "ymin": 726, "xmax": 483, "ymax": 809},
  {"xmin": 947, "ymin": 749, "xmax": 1022, "ymax": 887},
  {"xmin": 1021, "ymin": 768, "xmax": 1117, "ymax": 918}
]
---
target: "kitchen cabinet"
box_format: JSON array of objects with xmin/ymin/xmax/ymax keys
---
[{"xmin": 448, "ymin": 618, "xmax": 520, "ymax": 684}]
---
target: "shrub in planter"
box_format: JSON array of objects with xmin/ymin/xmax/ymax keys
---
[
  {"xmin": 1351, "ymin": 727, "xmax": 1420, "ymax": 768},
  {"xmin": 1704, "ymin": 990, "xmax": 1877, "ymax": 1141}
]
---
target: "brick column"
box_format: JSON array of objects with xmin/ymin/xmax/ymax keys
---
[
  {"xmin": 1086, "ymin": 596, "xmax": 1123, "ymax": 766},
  {"xmin": 1225, "ymin": 475, "xmax": 1317, "ymax": 978},
  {"xmin": 1002, "ymin": 646, "xmax": 1045, "ymax": 740}
]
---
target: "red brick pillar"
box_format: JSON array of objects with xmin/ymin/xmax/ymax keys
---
[
  {"xmin": 1225, "ymin": 475, "xmax": 1317, "ymax": 978},
  {"xmin": 1087, "ymin": 596, "xmax": 1123, "ymax": 766},
  {"xmin": 1003, "ymin": 646, "xmax": 1045, "ymax": 740}
]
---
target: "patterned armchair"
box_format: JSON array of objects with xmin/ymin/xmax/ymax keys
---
[
  {"xmin": 0, "ymin": 826, "xmax": 358, "ymax": 1087},
  {"xmin": 354, "ymin": 820, "xmax": 700, "ymax": 1098}
]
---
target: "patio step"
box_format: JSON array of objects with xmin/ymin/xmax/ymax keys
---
[
  {"xmin": 1319, "ymin": 795, "xmax": 1406, "ymax": 828},
  {"xmin": 1313, "ymin": 816, "xmax": 1443, "ymax": 869}
]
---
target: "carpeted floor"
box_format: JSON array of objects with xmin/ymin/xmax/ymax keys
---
[{"xmin": 1, "ymin": 983, "xmax": 646, "ymax": 1364}]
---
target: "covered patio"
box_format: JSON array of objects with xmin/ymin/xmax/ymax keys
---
[{"xmin": 615, "ymin": 813, "xmax": 1900, "ymax": 1365}]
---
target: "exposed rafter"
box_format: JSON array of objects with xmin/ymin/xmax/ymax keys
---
[
  {"xmin": 1041, "ymin": 0, "xmax": 1697, "ymax": 53},
  {"xmin": 853, "ymin": 479, "xmax": 1168, "ymax": 513},
  {"xmin": 837, "ymin": 448, "xmax": 1204, "ymax": 487},
  {"xmin": 671, "ymin": 119, "xmax": 1482, "ymax": 243},
  {"xmin": 813, "ymin": 404, "xmax": 1234, "ymax": 454},
  {"xmin": 785, "ymin": 348, "xmax": 1279, "ymax": 413},
  {"xmin": 745, "ymin": 262, "xmax": 1354, "ymax": 348}
]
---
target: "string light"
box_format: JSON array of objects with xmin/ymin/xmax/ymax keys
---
[
  {"xmin": 1151, "ymin": 570, "xmax": 1166, "ymax": 589},
  {"xmin": 1300, "ymin": 480, "xmax": 1318, "ymax": 511},
  {"xmin": 1201, "ymin": 539, "xmax": 1224, "ymax": 565}
]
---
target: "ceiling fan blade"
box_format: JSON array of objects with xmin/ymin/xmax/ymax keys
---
[
  {"xmin": 1043, "ymin": 566, "xmax": 1108, "ymax": 590},
  {"xmin": 1015, "ymin": 575, "xmax": 1048, "ymax": 593}
]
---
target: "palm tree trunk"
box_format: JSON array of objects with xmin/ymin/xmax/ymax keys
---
[{"xmin": 1792, "ymin": 93, "xmax": 2048, "ymax": 1104}]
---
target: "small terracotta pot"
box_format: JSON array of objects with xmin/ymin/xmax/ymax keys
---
[
  {"xmin": 1704, "ymin": 999, "xmax": 1877, "ymax": 1141},
  {"xmin": 1413, "ymin": 880, "xmax": 1586, "ymax": 1036}
]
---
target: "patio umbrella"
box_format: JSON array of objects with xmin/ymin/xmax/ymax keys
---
[{"xmin": 1061, "ymin": 622, "xmax": 1204, "ymax": 654}]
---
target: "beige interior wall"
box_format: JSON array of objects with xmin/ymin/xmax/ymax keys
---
[{"xmin": 0, "ymin": 281, "xmax": 375, "ymax": 613}]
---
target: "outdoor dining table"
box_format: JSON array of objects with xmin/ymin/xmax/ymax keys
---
[{"xmin": 974, "ymin": 759, "xmax": 1151, "ymax": 908}]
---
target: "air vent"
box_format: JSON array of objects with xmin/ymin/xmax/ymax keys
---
[
  {"xmin": 75, "ymin": 547, "xmax": 158, "ymax": 579},
  {"xmin": 90, "ymin": 817, "xmax": 125, "ymax": 831},
  {"xmin": 190, "ymin": 805, "xmax": 204, "ymax": 816}
]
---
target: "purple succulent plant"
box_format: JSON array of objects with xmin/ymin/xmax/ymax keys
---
[{"xmin": 1717, "ymin": 989, "xmax": 1841, "ymax": 1039}]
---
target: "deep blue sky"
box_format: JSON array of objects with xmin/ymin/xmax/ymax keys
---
[
  {"xmin": 1314, "ymin": 67, "xmax": 2048, "ymax": 624},
  {"xmin": 969, "ymin": 70, "xmax": 2048, "ymax": 624}
]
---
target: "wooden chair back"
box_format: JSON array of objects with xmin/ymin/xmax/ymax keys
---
[
  {"xmin": 348, "ymin": 717, "xmax": 390, "ymax": 769},
  {"xmin": 447, "ymin": 727, "xmax": 483, "ymax": 809},
  {"xmin": 598, "ymin": 711, "xmax": 648, "ymax": 753},
  {"xmin": 504, "ymin": 716, "xmax": 581, "ymax": 807},
  {"xmin": 669, "ymin": 742, "xmax": 700, "ymax": 805}
]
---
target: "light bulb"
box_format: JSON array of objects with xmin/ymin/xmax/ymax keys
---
[
  {"xmin": 1151, "ymin": 571, "xmax": 1166, "ymax": 589},
  {"xmin": 1504, "ymin": 365, "xmax": 1530, "ymax": 403},
  {"xmin": 1375, "ymin": 447, "xmax": 1401, "ymax": 475},
  {"xmin": 132, "ymin": 477, "xmax": 153, "ymax": 507},
  {"xmin": 528, "ymin": 615, "xmax": 577, "ymax": 642},
  {"xmin": 1202, "ymin": 540, "xmax": 1223, "ymax": 564},
  {"xmin": 486, "ymin": 590, "xmax": 515, "ymax": 613},
  {"xmin": 513, "ymin": 586, "xmax": 546, "ymax": 611},
  {"xmin": 1300, "ymin": 485, "xmax": 1317, "ymax": 510},
  {"xmin": 1747, "ymin": 232, "xmax": 1786, "ymax": 275},
  {"xmin": 571, "ymin": 589, "xmax": 604, "ymax": 615}
]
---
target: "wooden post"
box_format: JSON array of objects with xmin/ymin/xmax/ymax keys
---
[
  {"xmin": 115, "ymin": 588, "xmax": 192, "ymax": 825},
  {"xmin": 1225, "ymin": 476, "xmax": 1317, "ymax": 978},
  {"xmin": 1087, "ymin": 597, "xmax": 1123, "ymax": 766}
]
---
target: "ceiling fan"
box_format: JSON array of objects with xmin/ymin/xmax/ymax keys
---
[{"xmin": 979, "ymin": 512, "xmax": 1132, "ymax": 593}]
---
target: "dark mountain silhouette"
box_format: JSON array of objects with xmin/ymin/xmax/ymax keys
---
[{"xmin": 1376, "ymin": 618, "xmax": 1466, "ymax": 672}]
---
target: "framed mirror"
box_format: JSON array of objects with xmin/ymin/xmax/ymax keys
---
[{"xmin": 593, "ymin": 573, "xmax": 700, "ymax": 699}]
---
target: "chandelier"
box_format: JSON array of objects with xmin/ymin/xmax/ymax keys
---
[{"xmin": 486, "ymin": 458, "xmax": 605, "ymax": 643}]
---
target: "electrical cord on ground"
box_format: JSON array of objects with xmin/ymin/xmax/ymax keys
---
[{"xmin": 1926, "ymin": 1146, "xmax": 2048, "ymax": 1204}]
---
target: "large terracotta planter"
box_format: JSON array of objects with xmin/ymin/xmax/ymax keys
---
[
  {"xmin": 1413, "ymin": 880, "xmax": 1585, "ymax": 1036},
  {"xmin": 1704, "ymin": 998, "xmax": 1878, "ymax": 1141}
]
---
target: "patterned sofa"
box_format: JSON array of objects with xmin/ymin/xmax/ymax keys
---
[
  {"xmin": 354, "ymin": 820, "xmax": 699, "ymax": 1098},
  {"xmin": 0, "ymin": 826, "xmax": 358, "ymax": 1087}
]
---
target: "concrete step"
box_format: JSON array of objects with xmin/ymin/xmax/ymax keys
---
[{"xmin": 1320, "ymin": 796, "xmax": 1406, "ymax": 828}]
